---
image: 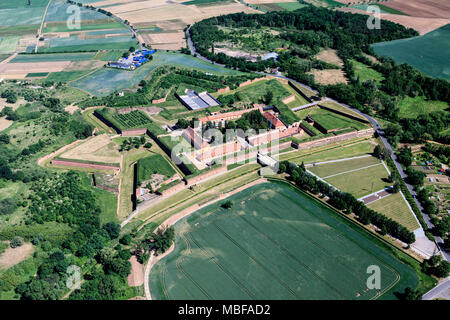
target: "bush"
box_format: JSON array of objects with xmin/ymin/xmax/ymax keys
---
[{"xmin": 10, "ymin": 236, "xmax": 24, "ymax": 248}]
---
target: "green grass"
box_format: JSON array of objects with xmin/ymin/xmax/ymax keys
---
[
  {"xmin": 94, "ymin": 188, "xmax": 118, "ymax": 225},
  {"xmin": 398, "ymin": 96, "xmax": 448, "ymax": 119},
  {"xmin": 182, "ymin": 0, "xmax": 230, "ymax": 5},
  {"xmin": 351, "ymin": 59, "xmax": 384, "ymax": 84},
  {"xmin": 274, "ymin": 2, "xmax": 307, "ymax": 11},
  {"xmin": 11, "ymin": 52, "xmax": 96, "ymax": 63},
  {"xmin": 46, "ymin": 70, "xmax": 94, "ymax": 82},
  {"xmin": 311, "ymin": 111, "xmax": 368, "ymax": 131},
  {"xmin": 372, "ymin": 24, "xmax": 450, "ymax": 81},
  {"xmin": 43, "ymin": 21, "xmax": 125, "ymax": 33},
  {"xmin": 25, "ymin": 72, "xmax": 48, "ymax": 78},
  {"xmin": 0, "ymin": 36, "xmax": 19, "ymax": 54},
  {"xmin": 367, "ymin": 193, "xmax": 420, "ymax": 231},
  {"xmin": 308, "ymin": 156, "xmax": 380, "ymax": 178},
  {"xmin": 137, "ymin": 153, "xmax": 176, "ymax": 184},
  {"xmin": 149, "ymin": 181, "xmax": 418, "ymax": 299},
  {"xmin": 325, "ymin": 164, "xmax": 392, "ymax": 198},
  {"xmin": 281, "ymin": 139, "xmax": 376, "ymax": 164}
]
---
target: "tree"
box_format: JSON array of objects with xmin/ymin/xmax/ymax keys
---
[
  {"xmin": 10, "ymin": 236, "xmax": 23, "ymax": 248},
  {"xmin": 129, "ymin": 46, "xmax": 135, "ymax": 52},
  {"xmin": 221, "ymin": 200, "xmax": 233, "ymax": 209},
  {"xmin": 392, "ymin": 181, "xmax": 400, "ymax": 193},
  {"xmin": 102, "ymin": 222, "xmax": 120, "ymax": 240},
  {"xmin": 401, "ymin": 287, "xmax": 421, "ymax": 300}
]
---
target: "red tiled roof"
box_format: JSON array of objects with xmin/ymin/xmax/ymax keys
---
[{"xmin": 263, "ymin": 112, "xmax": 284, "ymax": 128}]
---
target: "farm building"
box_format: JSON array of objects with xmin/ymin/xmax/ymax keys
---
[
  {"xmin": 176, "ymin": 89, "xmax": 221, "ymax": 110},
  {"xmin": 109, "ymin": 49, "xmax": 156, "ymax": 70}
]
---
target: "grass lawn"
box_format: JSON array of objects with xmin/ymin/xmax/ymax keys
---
[
  {"xmin": 320, "ymin": 102, "xmax": 368, "ymax": 122},
  {"xmin": 311, "ymin": 112, "xmax": 368, "ymax": 131},
  {"xmin": 94, "ymin": 188, "xmax": 118, "ymax": 225},
  {"xmin": 280, "ymin": 138, "xmax": 376, "ymax": 164},
  {"xmin": 367, "ymin": 192, "xmax": 420, "ymax": 231},
  {"xmin": 0, "ymin": 36, "xmax": 19, "ymax": 54},
  {"xmin": 274, "ymin": 2, "xmax": 308, "ymax": 11},
  {"xmin": 150, "ymin": 181, "xmax": 418, "ymax": 299},
  {"xmin": 325, "ymin": 164, "xmax": 392, "ymax": 198},
  {"xmin": 398, "ymin": 96, "xmax": 448, "ymax": 119},
  {"xmin": 137, "ymin": 153, "xmax": 176, "ymax": 184},
  {"xmin": 308, "ymin": 156, "xmax": 381, "ymax": 178},
  {"xmin": 350, "ymin": 59, "xmax": 384, "ymax": 84}
]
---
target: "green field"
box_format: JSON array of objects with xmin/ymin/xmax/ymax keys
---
[
  {"xmin": 372, "ymin": 24, "xmax": 450, "ymax": 81},
  {"xmin": 311, "ymin": 112, "xmax": 368, "ymax": 131},
  {"xmin": 367, "ymin": 193, "xmax": 420, "ymax": 231},
  {"xmin": 275, "ymin": 2, "xmax": 307, "ymax": 11},
  {"xmin": 137, "ymin": 154, "xmax": 176, "ymax": 184},
  {"xmin": 308, "ymin": 156, "xmax": 380, "ymax": 178},
  {"xmin": 324, "ymin": 163, "xmax": 392, "ymax": 198},
  {"xmin": 349, "ymin": 4, "xmax": 406, "ymax": 15},
  {"xmin": 351, "ymin": 60, "xmax": 384, "ymax": 84},
  {"xmin": 150, "ymin": 181, "xmax": 418, "ymax": 299},
  {"xmin": 11, "ymin": 52, "xmax": 96, "ymax": 63},
  {"xmin": 0, "ymin": 36, "xmax": 19, "ymax": 54},
  {"xmin": 46, "ymin": 70, "xmax": 94, "ymax": 82},
  {"xmin": 398, "ymin": 96, "xmax": 448, "ymax": 119},
  {"xmin": 71, "ymin": 51, "xmax": 242, "ymax": 96}
]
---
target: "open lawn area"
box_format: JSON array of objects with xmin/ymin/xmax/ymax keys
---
[
  {"xmin": 367, "ymin": 192, "xmax": 420, "ymax": 232},
  {"xmin": 308, "ymin": 156, "xmax": 381, "ymax": 178},
  {"xmin": 398, "ymin": 96, "xmax": 448, "ymax": 119},
  {"xmin": 149, "ymin": 181, "xmax": 418, "ymax": 299},
  {"xmin": 280, "ymin": 138, "xmax": 376, "ymax": 164},
  {"xmin": 137, "ymin": 153, "xmax": 176, "ymax": 184},
  {"xmin": 350, "ymin": 59, "xmax": 384, "ymax": 84},
  {"xmin": 324, "ymin": 163, "xmax": 392, "ymax": 198}
]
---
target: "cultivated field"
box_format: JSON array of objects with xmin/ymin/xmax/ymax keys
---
[
  {"xmin": 381, "ymin": 0, "xmax": 450, "ymax": 19},
  {"xmin": 310, "ymin": 69, "xmax": 347, "ymax": 85},
  {"xmin": 71, "ymin": 51, "xmax": 242, "ymax": 96},
  {"xmin": 371, "ymin": 24, "xmax": 450, "ymax": 81},
  {"xmin": 367, "ymin": 192, "xmax": 420, "ymax": 231},
  {"xmin": 149, "ymin": 182, "xmax": 417, "ymax": 299}
]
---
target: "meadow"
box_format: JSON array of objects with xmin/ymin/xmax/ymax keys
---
[
  {"xmin": 150, "ymin": 181, "xmax": 418, "ymax": 299},
  {"xmin": 367, "ymin": 193, "xmax": 420, "ymax": 232},
  {"xmin": 137, "ymin": 154, "xmax": 176, "ymax": 184},
  {"xmin": 371, "ymin": 24, "xmax": 450, "ymax": 81},
  {"xmin": 398, "ymin": 96, "xmax": 448, "ymax": 119}
]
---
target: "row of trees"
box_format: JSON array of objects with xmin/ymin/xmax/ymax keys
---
[{"xmin": 279, "ymin": 160, "xmax": 415, "ymax": 244}]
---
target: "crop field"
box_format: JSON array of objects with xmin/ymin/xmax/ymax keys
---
[
  {"xmin": 323, "ymin": 162, "xmax": 392, "ymax": 198},
  {"xmin": 0, "ymin": 37, "xmax": 20, "ymax": 54},
  {"xmin": 367, "ymin": 193, "xmax": 420, "ymax": 231},
  {"xmin": 11, "ymin": 52, "xmax": 96, "ymax": 63},
  {"xmin": 137, "ymin": 154, "xmax": 176, "ymax": 184},
  {"xmin": 44, "ymin": 0, "xmax": 106, "ymax": 22},
  {"xmin": 150, "ymin": 182, "xmax": 418, "ymax": 299},
  {"xmin": 0, "ymin": 7, "xmax": 46, "ymax": 27},
  {"xmin": 398, "ymin": 96, "xmax": 449, "ymax": 119},
  {"xmin": 38, "ymin": 35, "xmax": 138, "ymax": 53},
  {"xmin": 71, "ymin": 51, "xmax": 242, "ymax": 96},
  {"xmin": 371, "ymin": 24, "xmax": 450, "ymax": 81}
]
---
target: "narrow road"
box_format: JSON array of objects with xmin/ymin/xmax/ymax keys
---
[
  {"xmin": 35, "ymin": 0, "xmax": 53, "ymax": 53},
  {"xmin": 422, "ymin": 277, "xmax": 450, "ymax": 300},
  {"xmin": 185, "ymin": 29, "xmax": 449, "ymax": 262}
]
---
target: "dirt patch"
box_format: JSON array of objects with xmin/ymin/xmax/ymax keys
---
[
  {"xmin": 0, "ymin": 61, "xmax": 71, "ymax": 74},
  {"xmin": 65, "ymin": 104, "xmax": 79, "ymax": 114},
  {"xmin": 0, "ymin": 117, "xmax": 13, "ymax": 131},
  {"xmin": 128, "ymin": 255, "xmax": 144, "ymax": 287},
  {"xmin": 0, "ymin": 243, "xmax": 34, "ymax": 271},
  {"xmin": 314, "ymin": 49, "xmax": 343, "ymax": 67},
  {"xmin": 0, "ymin": 98, "xmax": 26, "ymax": 112},
  {"xmin": 383, "ymin": 0, "xmax": 450, "ymax": 19},
  {"xmin": 310, "ymin": 69, "xmax": 348, "ymax": 85}
]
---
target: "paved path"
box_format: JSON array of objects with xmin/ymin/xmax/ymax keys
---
[
  {"xmin": 322, "ymin": 163, "xmax": 382, "ymax": 179},
  {"xmin": 422, "ymin": 278, "xmax": 450, "ymax": 300},
  {"xmin": 291, "ymin": 99, "xmax": 329, "ymax": 112},
  {"xmin": 305, "ymin": 155, "xmax": 372, "ymax": 167}
]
